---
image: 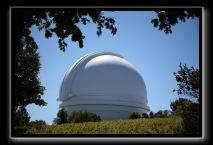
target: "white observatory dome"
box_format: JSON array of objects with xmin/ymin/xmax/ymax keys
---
[{"xmin": 58, "ymin": 52, "xmax": 149, "ymax": 120}]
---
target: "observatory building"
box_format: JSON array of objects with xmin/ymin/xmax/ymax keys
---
[{"xmin": 58, "ymin": 52, "xmax": 149, "ymax": 120}]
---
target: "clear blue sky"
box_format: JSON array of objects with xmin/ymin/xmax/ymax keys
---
[{"xmin": 26, "ymin": 11, "xmax": 199, "ymax": 125}]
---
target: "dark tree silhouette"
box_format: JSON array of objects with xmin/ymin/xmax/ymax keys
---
[
  {"xmin": 173, "ymin": 63, "xmax": 199, "ymax": 102},
  {"xmin": 67, "ymin": 111, "xmax": 101, "ymax": 123},
  {"xmin": 128, "ymin": 112, "xmax": 141, "ymax": 119},
  {"xmin": 13, "ymin": 20, "xmax": 46, "ymax": 129},
  {"xmin": 14, "ymin": 107, "xmax": 31, "ymax": 127},
  {"xmin": 14, "ymin": 106, "xmax": 31, "ymax": 134},
  {"xmin": 149, "ymin": 111, "xmax": 154, "ymax": 118},
  {"xmin": 171, "ymin": 63, "xmax": 200, "ymax": 134},
  {"xmin": 152, "ymin": 9, "xmax": 200, "ymax": 34},
  {"xmin": 53, "ymin": 108, "xmax": 68, "ymax": 124},
  {"xmin": 29, "ymin": 120, "xmax": 46, "ymax": 126},
  {"xmin": 153, "ymin": 110, "xmax": 171, "ymax": 118},
  {"xmin": 14, "ymin": 43, "xmax": 46, "ymax": 108},
  {"xmin": 142, "ymin": 113, "xmax": 149, "ymax": 118},
  {"xmin": 170, "ymin": 98, "xmax": 200, "ymax": 134},
  {"xmin": 13, "ymin": 9, "xmax": 117, "ymax": 52}
]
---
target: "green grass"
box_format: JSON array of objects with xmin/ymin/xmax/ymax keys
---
[{"xmin": 25, "ymin": 116, "xmax": 184, "ymax": 134}]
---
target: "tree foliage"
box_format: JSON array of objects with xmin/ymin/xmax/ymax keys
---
[
  {"xmin": 142, "ymin": 113, "xmax": 149, "ymax": 118},
  {"xmin": 152, "ymin": 10, "xmax": 200, "ymax": 34},
  {"xmin": 173, "ymin": 63, "xmax": 199, "ymax": 102},
  {"xmin": 128, "ymin": 112, "xmax": 141, "ymax": 119},
  {"xmin": 153, "ymin": 110, "xmax": 171, "ymax": 118},
  {"xmin": 29, "ymin": 120, "xmax": 47, "ymax": 126},
  {"xmin": 53, "ymin": 109, "xmax": 101, "ymax": 124},
  {"xmin": 13, "ymin": 23, "xmax": 46, "ymax": 129},
  {"xmin": 28, "ymin": 120, "xmax": 47, "ymax": 130},
  {"xmin": 170, "ymin": 98, "xmax": 200, "ymax": 134},
  {"xmin": 16, "ymin": 9, "xmax": 117, "ymax": 52},
  {"xmin": 14, "ymin": 106, "xmax": 31, "ymax": 134},
  {"xmin": 68, "ymin": 111, "xmax": 101, "ymax": 123},
  {"xmin": 14, "ymin": 106, "xmax": 31, "ymax": 127},
  {"xmin": 53, "ymin": 108, "xmax": 68, "ymax": 124},
  {"xmin": 15, "ymin": 45, "xmax": 46, "ymax": 108},
  {"xmin": 171, "ymin": 64, "xmax": 200, "ymax": 134},
  {"xmin": 170, "ymin": 98, "xmax": 196, "ymax": 115},
  {"xmin": 149, "ymin": 111, "xmax": 154, "ymax": 118}
]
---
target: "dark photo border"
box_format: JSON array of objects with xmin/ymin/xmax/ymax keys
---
[{"xmin": 1, "ymin": 0, "xmax": 210, "ymax": 144}]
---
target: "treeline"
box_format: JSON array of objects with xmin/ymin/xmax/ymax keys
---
[
  {"xmin": 128, "ymin": 110, "xmax": 172, "ymax": 119},
  {"xmin": 53, "ymin": 109, "xmax": 101, "ymax": 124},
  {"xmin": 52, "ymin": 109, "xmax": 172, "ymax": 124}
]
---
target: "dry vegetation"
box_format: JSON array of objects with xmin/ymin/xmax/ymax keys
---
[{"xmin": 25, "ymin": 116, "xmax": 183, "ymax": 134}]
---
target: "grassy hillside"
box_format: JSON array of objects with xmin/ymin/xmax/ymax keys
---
[{"xmin": 26, "ymin": 116, "xmax": 184, "ymax": 134}]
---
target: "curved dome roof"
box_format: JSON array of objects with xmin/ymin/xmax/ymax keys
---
[{"xmin": 58, "ymin": 52, "xmax": 148, "ymax": 107}]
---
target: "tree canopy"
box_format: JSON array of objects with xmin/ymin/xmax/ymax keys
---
[
  {"xmin": 152, "ymin": 10, "xmax": 200, "ymax": 34},
  {"xmin": 170, "ymin": 98, "xmax": 200, "ymax": 134},
  {"xmin": 152, "ymin": 110, "xmax": 172, "ymax": 118},
  {"xmin": 53, "ymin": 108, "xmax": 68, "ymax": 124},
  {"xmin": 171, "ymin": 63, "xmax": 200, "ymax": 134},
  {"xmin": 14, "ymin": 106, "xmax": 31, "ymax": 127},
  {"xmin": 15, "ymin": 45, "xmax": 46, "ymax": 108},
  {"xmin": 18, "ymin": 9, "xmax": 117, "ymax": 52},
  {"xmin": 173, "ymin": 63, "xmax": 199, "ymax": 102}
]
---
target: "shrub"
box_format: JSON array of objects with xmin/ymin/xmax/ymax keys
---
[
  {"xmin": 149, "ymin": 111, "xmax": 154, "ymax": 118},
  {"xmin": 142, "ymin": 113, "xmax": 149, "ymax": 118},
  {"xmin": 170, "ymin": 98, "xmax": 200, "ymax": 134},
  {"xmin": 14, "ymin": 126, "xmax": 28, "ymax": 134},
  {"xmin": 14, "ymin": 107, "xmax": 31, "ymax": 134},
  {"xmin": 29, "ymin": 120, "xmax": 46, "ymax": 126},
  {"xmin": 153, "ymin": 110, "xmax": 171, "ymax": 118},
  {"xmin": 128, "ymin": 112, "xmax": 141, "ymax": 119},
  {"xmin": 29, "ymin": 120, "xmax": 47, "ymax": 129},
  {"xmin": 53, "ymin": 108, "xmax": 68, "ymax": 124},
  {"xmin": 68, "ymin": 111, "xmax": 101, "ymax": 123},
  {"xmin": 14, "ymin": 107, "xmax": 30, "ymax": 127}
]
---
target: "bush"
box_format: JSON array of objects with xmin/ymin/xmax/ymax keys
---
[
  {"xmin": 149, "ymin": 111, "xmax": 154, "ymax": 118},
  {"xmin": 170, "ymin": 98, "xmax": 200, "ymax": 134},
  {"xmin": 68, "ymin": 111, "xmax": 101, "ymax": 123},
  {"xmin": 29, "ymin": 120, "xmax": 46, "ymax": 126},
  {"xmin": 152, "ymin": 110, "xmax": 171, "ymax": 118},
  {"xmin": 142, "ymin": 113, "xmax": 149, "ymax": 118},
  {"xmin": 14, "ymin": 107, "xmax": 31, "ymax": 134},
  {"xmin": 128, "ymin": 112, "xmax": 141, "ymax": 119},
  {"xmin": 53, "ymin": 108, "xmax": 68, "ymax": 124},
  {"xmin": 29, "ymin": 120, "xmax": 47, "ymax": 129},
  {"xmin": 14, "ymin": 126, "xmax": 28, "ymax": 134},
  {"xmin": 14, "ymin": 107, "xmax": 30, "ymax": 127}
]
